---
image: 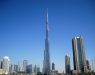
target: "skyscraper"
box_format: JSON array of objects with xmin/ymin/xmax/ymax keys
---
[
  {"xmin": 52, "ymin": 62, "xmax": 55, "ymax": 71},
  {"xmin": 34, "ymin": 65, "xmax": 37, "ymax": 74},
  {"xmin": 72, "ymin": 36, "xmax": 87, "ymax": 73},
  {"xmin": 36, "ymin": 66, "xmax": 40, "ymax": 73},
  {"xmin": 2, "ymin": 56, "xmax": 10, "ymax": 74},
  {"xmin": 33, "ymin": 64, "xmax": 40, "ymax": 74},
  {"xmin": 26, "ymin": 64, "xmax": 32, "ymax": 73},
  {"xmin": 23, "ymin": 60, "xmax": 28, "ymax": 72},
  {"xmin": 65, "ymin": 55, "xmax": 71, "ymax": 74},
  {"xmin": 14, "ymin": 64, "xmax": 19, "ymax": 72},
  {"xmin": 0, "ymin": 61, "xmax": 3, "ymax": 69},
  {"xmin": 9, "ymin": 64, "xmax": 14, "ymax": 73},
  {"xmin": 43, "ymin": 10, "xmax": 51, "ymax": 75},
  {"xmin": 86, "ymin": 60, "xmax": 90, "ymax": 70}
]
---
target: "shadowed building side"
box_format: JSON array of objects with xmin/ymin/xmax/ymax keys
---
[{"xmin": 65, "ymin": 55, "xmax": 71, "ymax": 74}]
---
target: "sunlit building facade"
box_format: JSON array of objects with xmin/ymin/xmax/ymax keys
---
[
  {"xmin": 2, "ymin": 56, "xmax": 10, "ymax": 74},
  {"xmin": 23, "ymin": 60, "xmax": 28, "ymax": 72},
  {"xmin": 72, "ymin": 36, "xmax": 87, "ymax": 73}
]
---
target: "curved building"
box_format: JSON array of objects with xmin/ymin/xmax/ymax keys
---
[{"xmin": 72, "ymin": 36, "xmax": 87, "ymax": 73}]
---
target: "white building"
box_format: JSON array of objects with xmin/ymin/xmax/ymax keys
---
[
  {"xmin": 2, "ymin": 56, "xmax": 10, "ymax": 74},
  {"xmin": 23, "ymin": 60, "xmax": 28, "ymax": 72}
]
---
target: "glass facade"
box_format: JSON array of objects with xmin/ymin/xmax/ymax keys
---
[{"xmin": 72, "ymin": 36, "xmax": 86, "ymax": 73}]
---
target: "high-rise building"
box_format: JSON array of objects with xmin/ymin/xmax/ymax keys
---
[
  {"xmin": 23, "ymin": 60, "xmax": 28, "ymax": 72},
  {"xmin": 86, "ymin": 60, "xmax": 90, "ymax": 70},
  {"xmin": 2, "ymin": 56, "xmax": 10, "ymax": 74},
  {"xmin": 0, "ymin": 61, "xmax": 3, "ymax": 69},
  {"xmin": 9, "ymin": 64, "xmax": 14, "ymax": 73},
  {"xmin": 19, "ymin": 62, "xmax": 23, "ymax": 72},
  {"xmin": 91, "ymin": 59, "xmax": 94, "ymax": 72},
  {"xmin": 34, "ymin": 65, "xmax": 37, "ymax": 73},
  {"xmin": 72, "ymin": 36, "xmax": 87, "ymax": 73},
  {"xmin": 43, "ymin": 10, "xmax": 51, "ymax": 75},
  {"xmin": 33, "ymin": 64, "xmax": 40, "ymax": 74},
  {"xmin": 17, "ymin": 62, "xmax": 20, "ymax": 72},
  {"xmin": 14, "ymin": 64, "xmax": 19, "ymax": 72},
  {"xmin": 52, "ymin": 62, "xmax": 55, "ymax": 71},
  {"xmin": 92, "ymin": 59, "xmax": 95, "ymax": 72},
  {"xmin": 94, "ymin": 58, "xmax": 95, "ymax": 72},
  {"xmin": 26, "ymin": 64, "xmax": 32, "ymax": 73},
  {"xmin": 0, "ymin": 61, "xmax": 1, "ymax": 69},
  {"xmin": 65, "ymin": 55, "xmax": 71, "ymax": 74},
  {"xmin": 37, "ymin": 66, "xmax": 40, "ymax": 73}
]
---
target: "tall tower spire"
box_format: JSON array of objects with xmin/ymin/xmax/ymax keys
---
[
  {"xmin": 46, "ymin": 9, "xmax": 49, "ymax": 39},
  {"xmin": 46, "ymin": 9, "xmax": 48, "ymax": 24},
  {"xmin": 43, "ymin": 10, "xmax": 51, "ymax": 75}
]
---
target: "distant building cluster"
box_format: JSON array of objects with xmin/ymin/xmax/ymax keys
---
[
  {"xmin": 0, "ymin": 58, "xmax": 40, "ymax": 75},
  {"xmin": 0, "ymin": 12, "xmax": 95, "ymax": 75},
  {"xmin": 0, "ymin": 56, "xmax": 10, "ymax": 74}
]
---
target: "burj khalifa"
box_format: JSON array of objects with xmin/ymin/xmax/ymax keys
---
[{"xmin": 43, "ymin": 11, "xmax": 51, "ymax": 75}]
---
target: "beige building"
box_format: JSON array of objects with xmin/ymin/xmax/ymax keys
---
[{"xmin": 0, "ymin": 69, "xmax": 4, "ymax": 74}]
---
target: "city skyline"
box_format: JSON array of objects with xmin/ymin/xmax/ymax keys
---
[{"xmin": 0, "ymin": 0, "xmax": 95, "ymax": 72}]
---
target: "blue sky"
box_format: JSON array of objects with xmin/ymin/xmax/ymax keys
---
[{"xmin": 0, "ymin": 0, "xmax": 95, "ymax": 72}]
